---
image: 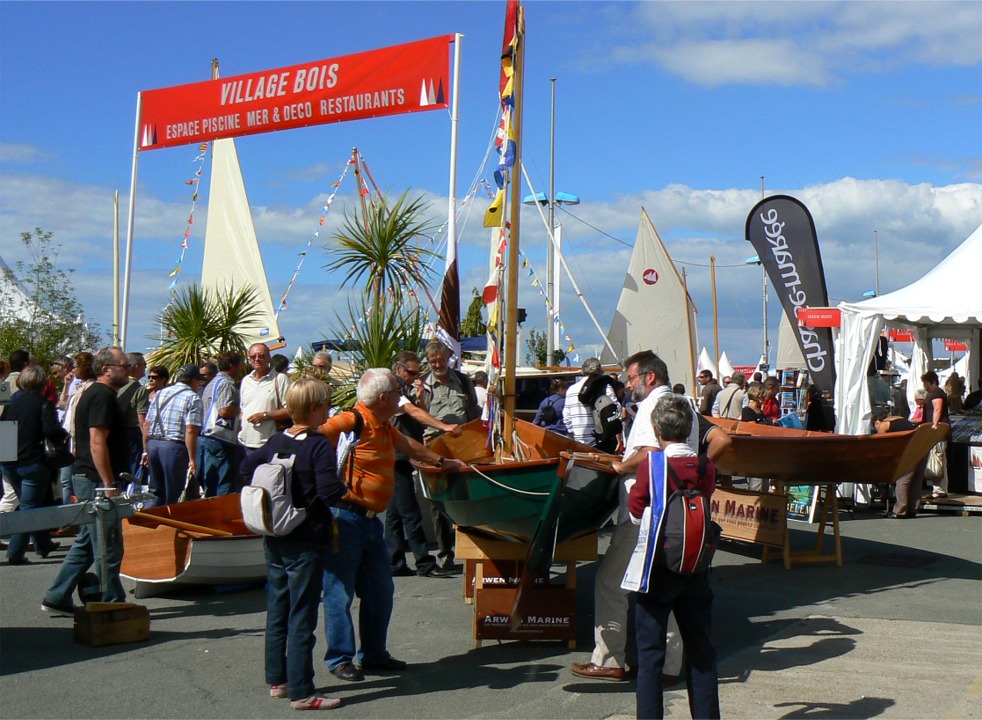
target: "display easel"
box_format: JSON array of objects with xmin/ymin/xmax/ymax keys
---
[
  {"xmin": 455, "ymin": 528, "xmax": 597, "ymax": 648},
  {"xmin": 762, "ymin": 481, "xmax": 843, "ymax": 569}
]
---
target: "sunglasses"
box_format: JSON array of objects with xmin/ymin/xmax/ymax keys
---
[{"xmin": 148, "ymin": 374, "xmax": 163, "ymax": 380}]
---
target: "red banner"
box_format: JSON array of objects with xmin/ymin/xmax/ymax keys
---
[
  {"xmin": 139, "ymin": 35, "xmax": 454, "ymax": 150},
  {"xmin": 796, "ymin": 307, "xmax": 841, "ymax": 328},
  {"xmin": 944, "ymin": 339, "xmax": 968, "ymax": 351},
  {"xmin": 888, "ymin": 329, "xmax": 914, "ymax": 342}
]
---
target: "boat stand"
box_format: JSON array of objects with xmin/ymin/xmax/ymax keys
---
[
  {"xmin": 762, "ymin": 482, "xmax": 843, "ymax": 569},
  {"xmin": 455, "ymin": 529, "xmax": 597, "ymax": 648}
]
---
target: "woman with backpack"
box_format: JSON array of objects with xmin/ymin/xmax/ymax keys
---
[
  {"xmin": 240, "ymin": 378, "xmax": 347, "ymax": 710},
  {"xmin": 532, "ymin": 378, "xmax": 568, "ymax": 435}
]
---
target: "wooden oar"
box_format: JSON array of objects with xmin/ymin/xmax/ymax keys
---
[{"xmin": 131, "ymin": 511, "xmax": 234, "ymax": 537}]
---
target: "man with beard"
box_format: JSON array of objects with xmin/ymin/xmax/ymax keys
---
[
  {"xmin": 420, "ymin": 341, "xmax": 480, "ymax": 573},
  {"xmin": 572, "ymin": 350, "xmax": 730, "ymax": 685},
  {"xmin": 42, "ymin": 347, "xmax": 132, "ymax": 615}
]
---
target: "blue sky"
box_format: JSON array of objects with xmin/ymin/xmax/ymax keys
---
[{"xmin": 2, "ymin": 1, "xmax": 980, "ymax": 370}]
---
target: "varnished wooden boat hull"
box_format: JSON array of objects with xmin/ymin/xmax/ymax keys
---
[
  {"xmin": 707, "ymin": 418, "xmax": 948, "ymax": 485},
  {"xmin": 419, "ymin": 419, "xmax": 619, "ymax": 545},
  {"xmin": 121, "ymin": 494, "xmax": 265, "ymax": 598}
]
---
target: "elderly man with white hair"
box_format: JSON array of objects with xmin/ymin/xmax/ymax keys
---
[{"xmin": 314, "ymin": 368, "xmax": 466, "ymax": 683}]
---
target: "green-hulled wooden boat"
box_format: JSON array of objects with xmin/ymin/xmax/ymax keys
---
[{"xmin": 416, "ymin": 418, "xmax": 618, "ymax": 570}]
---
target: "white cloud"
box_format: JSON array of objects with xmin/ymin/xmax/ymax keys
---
[
  {"xmin": 3, "ymin": 169, "xmax": 980, "ymax": 363},
  {"xmin": 0, "ymin": 143, "xmax": 53, "ymax": 165},
  {"xmin": 604, "ymin": 1, "xmax": 982, "ymax": 87}
]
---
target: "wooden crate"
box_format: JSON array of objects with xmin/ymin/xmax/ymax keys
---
[{"xmin": 74, "ymin": 602, "xmax": 150, "ymax": 647}]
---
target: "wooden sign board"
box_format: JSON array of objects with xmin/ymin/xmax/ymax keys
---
[
  {"xmin": 474, "ymin": 586, "xmax": 575, "ymax": 641},
  {"xmin": 711, "ymin": 487, "xmax": 787, "ymax": 547}
]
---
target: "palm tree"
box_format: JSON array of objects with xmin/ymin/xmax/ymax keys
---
[
  {"xmin": 148, "ymin": 283, "xmax": 262, "ymax": 371},
  {"xmin": 324, "ymin": 191, "xmax": 438, "ymax": 303}
]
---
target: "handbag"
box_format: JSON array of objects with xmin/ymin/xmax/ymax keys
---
[
  {"xmin": 44, "ymin": 434, "xmax": 74, "ymax": 468},
  {"xmin": 924, "ymin": 442, "xmax": 944, "ymax": 481}
]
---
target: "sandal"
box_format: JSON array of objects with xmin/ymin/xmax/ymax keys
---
[{"xmin": 291, "ymin": 694, "xmax": 341, "ymax": 711}]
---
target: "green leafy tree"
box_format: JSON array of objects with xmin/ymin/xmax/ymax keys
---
[
  {"xmin": 324, "ymin": 191, "xmax": 438, "ymax": 302},
  {"xmin": 460, "ymin": 288, "xmax": 487, "ymax": 338},
  {"xmin": 525, "ymin": 327, "xmax": 566, "ymax": 367},
  {"xmin": 325, "ymin": 296, "xmax": 425, "ymax": 410},
  {"xmin": 0, "ymin": 228, "xmax": 102, "ymax": 367},
  {"xmin": 322, "ymin": 190, "xmax": 435, "ymax": 408},
  {"xmin": 148, "ymin": 283, "xmax": 262, "ymax": 372}
]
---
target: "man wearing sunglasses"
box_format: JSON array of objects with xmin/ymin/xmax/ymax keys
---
[{"xmin": 239, "ymin": 343, "xmax": 292, "ymax": 452}]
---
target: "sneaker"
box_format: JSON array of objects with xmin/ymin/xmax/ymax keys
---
[
  {"xmin": 270, "ymin": 685, "xmax": 288, "ymax": 699},
  {"xmin": 41, "ymin": 599, "xmax": 77, "ymax": 618},
  {"xmin": 290, "ymin": 694, "xmax": 341, "ymax": 710}
]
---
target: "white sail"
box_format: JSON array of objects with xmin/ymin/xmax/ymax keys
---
[
  {"xmin": 201, "ymin": 137, "xmax": 281, "ymax": 346},
  {"xmin": 601, "ymin": 209, "xmax": 698, "ymax": 393},
  {"xmin": 776, "ymin": 309, "xmax": 805, "ymax": 369}
]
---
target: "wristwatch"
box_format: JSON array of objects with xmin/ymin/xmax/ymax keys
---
[
  {"xmin": 435, "ymin": 456, "xmax": 446, "ymax": 468},
  {"xmin": 263, "ymin": 411, "xmax": 269, "ymax": 420}
]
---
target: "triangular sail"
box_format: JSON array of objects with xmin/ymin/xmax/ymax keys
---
[
  {"xmin": 601, "ymin": 209, "xmax": 698, "ymax": 392},
  {"xmin": 776, "ymin": 309, "xmax": 806, "ymax": 369},
  {"xmin": 201, "ymin": 137, "xmax": 280, "ymax": 346}
]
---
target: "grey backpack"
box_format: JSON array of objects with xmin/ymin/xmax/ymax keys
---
[{"xmin": 241, "ymin": 452, "xmax": 306, "ymax": 536}]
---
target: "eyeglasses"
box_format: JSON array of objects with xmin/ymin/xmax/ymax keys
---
[
  {"xmin": 626, "ymin": 371, "xmax": 651, "ymax": 384},
  {"xmin": 148, "ymin": 375, "xmax": 162, "ymax": 380},
  {"xmin": 248, "ymin": 354, "xmax": 268, "ymax": 360},
  {"xmin": 399, "ymin": 366, "xmax": 420, "ymax": 377}
]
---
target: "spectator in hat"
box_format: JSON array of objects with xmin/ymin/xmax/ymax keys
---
[{"xmin": 144, "ymin": 364, "xmax": 204, "ymax": 506}]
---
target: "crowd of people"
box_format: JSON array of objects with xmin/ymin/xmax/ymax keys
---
[{"xmin": 1, "ymin": 339, "xmax": 966, "ymax": 717}]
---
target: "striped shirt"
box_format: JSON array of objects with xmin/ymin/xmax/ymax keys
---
[
  {"xmin": 318, "ymin": 402, "xmax": 400, "ymax": 513},
  {"xmin": 146, "ymin": 383, "xmax": 203, "ymax": 441},
  {"xmin": 562, "ymin": 376, "xmax": 618, "ymax": 445}
]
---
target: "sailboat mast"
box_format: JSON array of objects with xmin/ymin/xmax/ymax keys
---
[
  {"xmin": 502, "ymin": 5, "xmax": 526, "ymax": 449},
  {"xmin": 711, "ymin": 255, "xmax": 719, "ymax": 371},
  {"xmin": 682, "ymin": 267, "xmax": 697, "ymax": 398}
]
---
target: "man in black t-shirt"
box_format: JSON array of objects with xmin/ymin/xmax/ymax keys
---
[{"xmin": 42, "ymin": 347, "xmax": 132, "ymax": 615}]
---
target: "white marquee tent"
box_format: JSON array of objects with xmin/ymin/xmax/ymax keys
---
[{"xmin": 835, "ymin": 223, "xmax": 982, "ymax": 435}]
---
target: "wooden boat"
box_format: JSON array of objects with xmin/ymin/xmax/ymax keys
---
[
  {"xmin": 707, "ymin": 418, "xmax": 948, "ymax": 485},
  {"xmin": 121, "ymin": 494, "xmax": 265, "ymax": 598},
  {"xmin": 419, "ymin": 419, "xmax": 618, "ymax": 562}
]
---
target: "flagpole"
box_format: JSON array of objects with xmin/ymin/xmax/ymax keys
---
[
  {"xmin": 503, "ymin": 7, "xmax": 525, "ymax": 449},
  {"xmin": 113, "ymin": 190, "xmax": 120, "ymax": 347},
  {"xmin": 121, "ymin": 91, "xmax": 143, "ymax": 350},
  {"xmin": 446, "ymin": 32, "xmax": 463, "ymax": 304}
]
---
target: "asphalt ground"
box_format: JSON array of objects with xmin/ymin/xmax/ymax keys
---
[{"xmin": 1, "ymin": 505, "xmax": 979, "ymax": 719}]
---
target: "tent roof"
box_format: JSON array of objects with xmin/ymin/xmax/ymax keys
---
[{"xmin": 839, "ymin": 223, "xmax": 982, "ymax": 326}]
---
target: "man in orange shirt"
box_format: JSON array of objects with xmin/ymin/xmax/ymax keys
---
[{"xmin": 316, "ymin": 368, "xmax": 466, "ymax": 682}]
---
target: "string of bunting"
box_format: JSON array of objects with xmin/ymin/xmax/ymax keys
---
[
  {"xmin": 518, "ymin": 248, "xmax": 581, "ymax": 363},
  {"xmin": 167, "ymin": 142, "xmax": 210, "ymax": 289},
  {"xmin": 275, "ymin": 158, "xmax": 354, "ymax": 316}
]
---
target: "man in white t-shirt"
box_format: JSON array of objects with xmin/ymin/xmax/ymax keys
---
[
  {"xmin": 572, "ymin": 350, "xmax": 713, "ymax": 683},
  {"xmin": 238, "ymin": 343, "xmax": 291, "ymax": 451}
]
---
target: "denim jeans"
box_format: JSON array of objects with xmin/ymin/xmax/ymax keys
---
[
  {"xmin": 147, "ymin": 439, "xmax": 189, "ymax": 506},
  {"xmin": 384, "ymin": 461, "xmax": 436, "ymax": 575},
  {"xmin": 1, "ymin": 462, "xmax": 57, "ymax": 561},
  {"xmin": 634, "ymin": 568, "xmax": 720, "ymax": 720},
  {"xmin": 199, "ymin": 436, "xmax": 241, "ymax": 497},
  {"xmin": 322, "ymin": 508, "xmax": 394, "ymax": 669},
  {"xmin": 264, "ymin": 534, "xmax": 326, "ymax": 701},
  {"xmin": 44, "ymin": 475, "xmax": 126, "ymax": 606},
  {"xmin": 58, "ymin": 463, "xmax": 75, "ymax": 505}
]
